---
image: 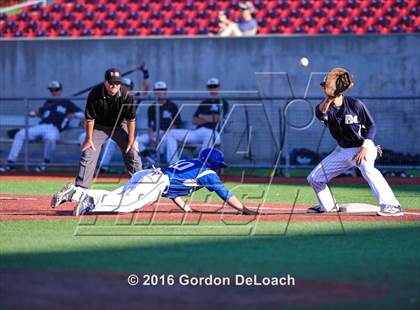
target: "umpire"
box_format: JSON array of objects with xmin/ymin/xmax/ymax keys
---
[{"xmin": 75, "ymin": 68, "xmax": 142, "ymax": 188}]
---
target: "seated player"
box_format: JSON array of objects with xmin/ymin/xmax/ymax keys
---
[
  {"xmin": 0, "ymin": 81, "xmax": 81, "ymax": 172},
  {"xmin": 137, "ymin": 81, "xmax": 182, "ymax": 164},
  {"xmin": 307, "ymin": 68, "xmax": 402, "ymax": 216},
  {"xmin": 165, "ymin": 78, "xmax": 228, "ymax": 164},
  {"xmin": 51, "ymin": 148, "xmax": 257, "ymax": 216}
]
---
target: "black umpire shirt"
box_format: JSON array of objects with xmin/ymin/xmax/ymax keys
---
[{"xmin": 85, "ymin": 84, "xmax": 136, "ymax": 127}]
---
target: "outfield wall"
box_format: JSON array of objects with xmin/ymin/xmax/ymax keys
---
[
  {"xmin": 1, "ymin": 34, "xmax": 419, "ymax": 165},
  {"xmin": 0, "ymin": 34, "xmax": 419, "ymax": 97}
]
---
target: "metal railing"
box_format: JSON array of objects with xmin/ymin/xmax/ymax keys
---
[{"xmin": 1, "ymin": 95, "xmax": 419, "ymax": 172}]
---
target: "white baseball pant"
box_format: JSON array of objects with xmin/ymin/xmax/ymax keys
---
[
  {"xmin": 136, "ymin": 131, "xmax": 171, "ymax": 162},
  {"xmin": 8, "ymin": 124, "xmax": 60, "ymax": 162},
  {"xmin": 307, "ymin": 140, "xmax": 400, "ymax": 211},
  {"xmin": 165, "ymin": 127, "xmax": 220, "ymax": 164},
  {"xmin": 71, "ymin": 169, "xmax": 170, "ymax": 213}
]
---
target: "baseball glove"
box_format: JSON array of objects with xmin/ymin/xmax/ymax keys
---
[{"xmin": 321, "ymin": 67, "xmax": 353, "ymax": 97}]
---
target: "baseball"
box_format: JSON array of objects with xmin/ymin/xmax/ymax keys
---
[{"xmin": 300, "ymin": 57, "xmax": 309, "ymax": 67}]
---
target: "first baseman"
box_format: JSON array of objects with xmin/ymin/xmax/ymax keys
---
[
  {"xmin": 307, "ymin": 67, "xmax": 402, "ymax": 216},
  {"xmin": 51, "ymin": 148, "xmax": 258, "ymax": 216}
]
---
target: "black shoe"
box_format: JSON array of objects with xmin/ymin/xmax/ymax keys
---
[
  {"xmin": 0, "ymin": 164, "xmax": 15, "ymax": 172},
  {"xmin": 35, "ymin": 165, "xmax": 47, "ymax": 172},
  {"xmin": 99, "ymin": 167, "xmax": 109, "ymax": 174},
  {"xmin": 35, "ymin": 160, "xmax": 50, "ymax": 173}
]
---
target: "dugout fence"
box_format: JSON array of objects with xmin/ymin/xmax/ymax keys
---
[{"xmin": 0, "ymin": 95, "xmax": 419, "ymax": 174}]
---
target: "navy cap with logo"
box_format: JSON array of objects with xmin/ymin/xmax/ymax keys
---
[
  {"xmin": 104, "ymin": 68, "xmax": 122, "ymax": 84},
  {"xmin": 154, "ymin": 81, "xmax": 167, "ymax": 90},
  {"xmin": 207, "ymin": 77, "xmax": 220, "ymax": 88},
  {"xmin": 48, "ymin": 80, "xmax": 62, "ymax": 91}
]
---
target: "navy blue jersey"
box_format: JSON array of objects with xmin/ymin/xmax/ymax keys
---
[
  {"xmin": 147, "ymin": 100, "xmax": 181, "ymax": 131},
  {"xmin": 162, "ymin": 159, "xmax": 233, "ymax": 201},
  {"xmin": 193, "ymin": 98, "xmax": 229, "ymax": 130},
  {"xmin": 38, "ymin": 99, "xmax": 81, "ymax": 131},
  {"xmin": 315, "ymin": 96, "xmax": 376, "ymax": 148}
]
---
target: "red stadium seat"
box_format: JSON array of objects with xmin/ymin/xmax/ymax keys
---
[
  {"xmin": 6, "ymin": 0, "xmax": 416, "ymax": 38},
  {"xmin": 151, "ymin": 19, "xmax": 163, "ymax": 29},
  {"xmin": 185, "ymin": 26, "xmax": 198, "ymax": 35}
]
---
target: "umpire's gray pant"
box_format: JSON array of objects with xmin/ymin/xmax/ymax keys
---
[{"xmin": 75, "ymin": 123, "xmax": 142, "ymax": 188}]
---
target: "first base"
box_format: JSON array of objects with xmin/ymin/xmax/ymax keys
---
[{"xmin": 339, "ymin": 203, "xmax": 380, "ymax": 213}]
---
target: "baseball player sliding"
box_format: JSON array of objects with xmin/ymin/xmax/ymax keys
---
[
  {"xmin": 307, "ymin": 68, "xmax": 402, "ymax": 216},
  {"xmin": 51, "ymin": 148, "xmax": 258, "ymax": 216}
]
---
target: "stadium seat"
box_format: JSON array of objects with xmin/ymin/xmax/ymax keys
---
[
  {"xmin": 341, "ymin": 25, "xmax": 354, "ymax": 33},
  {"xmin": 2, "ymin": 0, "xmax": 417, "ymax": 38}
]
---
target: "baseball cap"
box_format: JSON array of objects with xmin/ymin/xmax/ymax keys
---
[
  {"xmin": 48, "ymin": 80, "xmax": 62, "ymax": 90},
  {"xmin": 207, "ymin": 77, "xmax": 220, "ymax": 87},
  {"xmin": 239, "ymin": 1, "xmax": 256, "ymax": 13},
  {"xmin": 153, "ymin": 81, "xmax": 167, "ymax": 90},
  {"xmin": 122, "ymin": 77, "xmax": 134, "ymax": 89},
  {"xmin": 104, "ymin": 68, "xmax": 122, "ymax": 84},
  {"xmin": 199, "ymin": 148, "xmax": 228, "ymax": 169}
]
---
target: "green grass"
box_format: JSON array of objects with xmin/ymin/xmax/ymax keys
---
[
  {"xmin": 1, "ymin": 180, "xmax": 419, "ymax": 208},
  {"xmin": 1, "ymin": 220, "xmax": 419, "ymax": 308},
  {"xmin": 1, "ymin": 220, "xmax": 419, "ymax": 280},
  {"xmin": 1, "ymin": 179, "xmax": 419, "ymax": 308}
]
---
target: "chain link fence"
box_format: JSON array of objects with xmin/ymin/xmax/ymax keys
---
[{"xmin": 1, "ymin": 95, "xmax": 419, "ymax": 173}]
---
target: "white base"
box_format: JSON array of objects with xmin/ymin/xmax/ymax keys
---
[{"xmin": 338, "ymin": 203, "xmax": 380, "ymax": 213}]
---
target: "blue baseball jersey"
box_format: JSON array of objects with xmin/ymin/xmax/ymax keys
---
[
  {"xmin": 316, "ymin": 96, "xmax": 376, "ymax": 148},
  {"xmin": 162, "ymin": 159, "xmax": 233, "ymax": 201},
  {"xmin": 39, "ymin": 99, "xmax": 81, "ymax": 131}
]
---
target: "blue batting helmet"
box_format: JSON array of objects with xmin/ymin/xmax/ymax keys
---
[{"xmin": 199, "ymin": 148, "xmax": 227, "ymax": 169}]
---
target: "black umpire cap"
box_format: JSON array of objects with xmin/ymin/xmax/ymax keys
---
[{"xmin": 104, "ymin": 68, "xmax": 122, "ymax": 84}]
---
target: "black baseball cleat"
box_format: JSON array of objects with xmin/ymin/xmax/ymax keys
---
[
  {"xmin": 0, "ymin": 161, "xmax": 16, "ymax": 172},
  {"xmin": 240, "ymin": 206, "xmax": 259, "ymax": 216},
  {"xmin": 35, "ymin": 165, "xmax": 47, "ymax": 172},
  {"xmin": 51, "ymin": 183, "xmax": 76, "ymax": 208},
  {"xmin": 0, "ymin": 165, "xmax": 15, "ymax": 172}
]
